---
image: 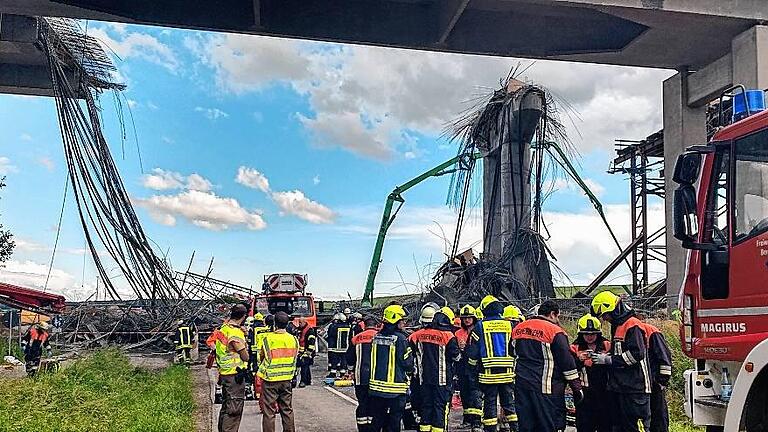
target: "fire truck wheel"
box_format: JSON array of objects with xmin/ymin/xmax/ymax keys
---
[{"xmin": 744, "ymin": 368, "xmax": 768, "ymax": 432}]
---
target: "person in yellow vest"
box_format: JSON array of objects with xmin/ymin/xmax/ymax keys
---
[
  {"xmin": 210, "ymin": 304, "xmax": 250, "ymax": 432},
  {"xmin": 258, "ymin": 311, "xmax": 299, "ymax": 432}
]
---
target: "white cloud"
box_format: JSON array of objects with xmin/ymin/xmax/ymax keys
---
[
  {"xmin": 312, "ymin": 175, "xmax": 320, "ymax": 185},
  {"xmin": 14, "ymin": 238, "xmax": 51, "ymax": 253},
  {"xmin": 235, "ymin": 166, "xmax": 271, "ymax": 193},
  {"xmin": 404, "ymin": 151, "xmax": 417, "ymax": 160},
  {"xmin": 236, "ymin": 166, "xmax": 336, "ymax": 224},
  {"xmin": 193, "ymin": 34, "xmax": 673, "ymax": 158},
  {"xmin": 253, "ymin": 112, "xmax": 264, "ymax": 122},
  {"xmin": 91, "ymin": 26, "xmax": 179, "ymax": 72},
  {"xmin": 552, "ymin": 177, "xmax": 606, "ymax": 197},
  {"xmin": 194, "ymin": 106, "xmax": 229, "ymax": 120},
  {"xmin": 0, "ymin": 157, "xmax": 18, "ymax": 175},
  {"xmin": 147, "ymin": 101, "xmax": 159, "ymax": 110},
  {"xmin": 20, "ymin": 133, "xmax": 32, "ymax": 141},
  {"xmin": 271, "ymin": 190, "xmax": 336, "ymax": 224},
  {"xmin": 135, "ymin": 190, "xmax": 266, "ymax": 231},
  {"xmin": 161, "ymin": 136, "xmax": 174, "ymax": 144},
  {"xmin": 141, "ymin": 168, "xmax": 212, "ymax": 192},
  {"xmin": 38, "ymin": 156, "xmax": 55, "ymax": 171}
]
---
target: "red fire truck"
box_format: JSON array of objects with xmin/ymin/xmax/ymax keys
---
[
  {"xmin": 672, "ymin": 88, "xmax": 768, "ymax": 432},
  {"xmin": 253, "ymin": 273, "xmax": 317, "ymax": 327}
]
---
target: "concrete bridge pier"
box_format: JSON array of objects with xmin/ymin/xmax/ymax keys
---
[{"xmin": 663, "ymin": 25, "xmax": 768, "ymax": 308}]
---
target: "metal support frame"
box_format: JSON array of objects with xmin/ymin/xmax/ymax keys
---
[{"xmin": 610, "ymin": 132, "xmax": 666, "ymax": 294}]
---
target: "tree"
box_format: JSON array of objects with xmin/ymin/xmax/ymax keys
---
[{"xmin": 0, "ymin": 176, "xmax": 14, "ymax": 264}]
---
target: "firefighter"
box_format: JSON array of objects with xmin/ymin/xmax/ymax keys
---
[
  {"xmin": 369, "ymin": 304, "xmax": 414, "ymax": 432},
  {"xmin": 296, "ymin": 317, "xmax": 317, "ymax": 388},
  {"xmin": 502, "ymin": 305, "xmax": 525, "ymax": 325},
  {"xmin": 409, "ymin": 307, "xmax": 460, "ymax": 432},
  {"xmin": 408, "ymin": 303, "xmax": 438, "ymax": 427},
  {"xmin": 250, "ymin": 313, "xmax": 271, "ymax": 404},
  {"xmin": 467, "ymin": 295, "xmax": 517, "ymax": 432},
  {"xmin": 590, "ymin": 291, "xmax": 652, "ymax": 432},
  {"xmin": 640, "ymin": 321, "xmax": 673, "ymax": 432},
  {"xmin": 456, "ymin": 304, "xmax": 483, "ymax": 431},
  {"xmin": 211, "ymin": 304, "xmax": 250, "ymax": 432},
  {"xmin": 570, "ymin": 314, "xmax": 612, "ymax": 432},
  {"xmin": 174, "ymin": 319, "xmax": 194, "ymax": 364},
  {"xmin": 258, "ymin": 311, "xmax": 299, "ymax": 432},
  {"xmin": 22, "ymin": 321, "xmax": 52, "ymax": 376},
  {"xmin": 348, "ymin": 316, "xmax": 379, "ymax": 432},
  {"xmin": 326, "ymin": 313, "xmax": 352, "ymax": 379},
  {"xmin": 351, "ymin": 312, "xmax": 366, "ymax": 336},
  {"xmin": 512, "ymin": 300, "xmax": 583, "ymax": 432}
]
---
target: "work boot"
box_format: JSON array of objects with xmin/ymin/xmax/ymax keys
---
[{"xmin": 298, "ymin": 382, "xmax": 306, "ymax": 388}]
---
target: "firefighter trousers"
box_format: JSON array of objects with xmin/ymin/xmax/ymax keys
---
[
  {"xmin": 514, "ymin": 385, "xmax": 566, "ymax": 432},
  {"xmin": 459, "ymin": 374, "xmax": 483, "ymax": 425},
  {"xmin": 614, "ymin": 392, "xmax": 651, "ymax": 432},
  {"xmin": 370, "ymin": 394, "xmax": 407, "ymax": 432},
  {"xmin": 327, "ymin": 352, "xmax": 346, "ymax": 375},
  {"xmin": 419, "ymin": 384, "xmax": 452, "ymax": 432},
  {"xmin": 480, "ymin": 383, "xmax": 516, "ymax": 432},
  {"xmin": 649, "ymin": 384, "xmax": 669, "ymax": 432},
  {"xmin": 355, "ymin": 385, "xmax": 373, "ymax": 432},
  {"xmin": 575, "ymin": 388, "xmax": 612, "ymax": 432}
]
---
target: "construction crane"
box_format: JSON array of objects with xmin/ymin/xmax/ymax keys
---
[{"xmin": 361, "ymin": 152, "xmax": 481, "ymax": 307}]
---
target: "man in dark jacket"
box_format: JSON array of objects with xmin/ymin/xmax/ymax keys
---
[
  {"xmin": 570, "ymin": 314, "xmax": 612, "ymax": 432},
  {"xmin": 369, "ymin": 305, "xmax": 414, "ymax": 432},
  {"xmin": 348, "ymin": 317, "xmax": 379, "ymax": 432},
  {"xmin": 456, "ymin": 305, "xmax": 483, "ymax": 431},
  {"xmin": 639, "ymin": 321, "xmax": 673, "ymax": 432},
  {"xmin": 22, "ymin": 321, "xmax": 52, "ymax": 376},
  {"xmin": 296, "ymin": 317, "xmax": 317, "ymax": 388},
  {"xmin": 512, "ymin": 300, "xmax": 583, "ymax": 432},
  {"xmin": 409, "ymin": 308, "xmax": 461, "ymax": 432},
  {"xmin": 590, "ymin": 291, "xmax": 652, "ymax": 432},
  {"xmin": 326, "ymin": 312, "xmax": 352, "ymax": 379}
]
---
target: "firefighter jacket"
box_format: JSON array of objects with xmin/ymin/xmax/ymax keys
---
[
  {"xmin": 570, "ymin": 335, "xmax": 611, "ymax": 390},
  {"xmin": 408, "ymin": 317, "xmax": 461, "ymax": 386},
  {"xmin": 211, "ymin": 323, "xmax": 247, "ymax": 376},
  {"xmin": 455, "ymin": 322, "xmax": 476, "ymax": 377},
  {"xmin": 298, "ymin": 325, "xmax": 317, "ymax": 357},
  {"xmin": 327, "ymin": 321, "xmax": 352, "ymax": 353},
  {"xmin": 23, "ymin": 327, "xmax": 50, "ymax": 360},
  {"xmin": 639, "ymin": 323, "xmax": 673, "ymax": 387},
  {"xmin": 369, "ymin": 323, "xmax": 414, "ymax": 397},
  {"xmin": 608, "ymin": 314, "xmax": 651, "ymax": 394},
  {"xmin": 467, "ymin": 314, "xmax": 515, "ymax": 384},
  {"xmin": 257, "ymin": 329, "xmax": 299, "ymax": 382},
  {"xmin": 175, "ymin": 326, "xmax": 193, "ymax": 349},
  {"xmin": 511, "ymin": 316, "xmax": 582, "ymax": 395},
  {"xmin": 249, "ymin": 324, "xmax": 271, "ymax": 362},
  {"xmin": 348, "ymin": 328, "xmax": 378, "ymax": 385}
]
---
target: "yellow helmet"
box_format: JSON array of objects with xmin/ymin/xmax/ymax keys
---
[
  {"xmin": 253, "ymin": 312, "xmax": 264, "ymax": 322},
  {"xmin": 459, "ymin": 305, "xmax": 476, "ymax": 318},
  {"xmin": 383, "ymin": 304, "xmax": 407, "ymax": 324},
  {"xmin": 479, "ymin": 295, "xmax": 499, "ymax": 311},
  {"xmin": 577, "ymin": 314, "xmax": 602, "ymax": 333},
  {"xmin": 440, "ymin": 306, "xmax": 456, "ymax": 322},
  {"xmin": 503, "ymin": 305, "xmax": 525, "ymax": 322},
  {"xmin": 591, "ymin": 291, "xmax": 619, "ymax": 317}
]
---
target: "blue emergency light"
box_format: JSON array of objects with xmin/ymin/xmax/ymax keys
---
[{"xmin": 733, "ymin": 89, "xmax": 766, "ymax": 121}]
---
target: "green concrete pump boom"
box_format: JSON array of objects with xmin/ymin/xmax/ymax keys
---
[{"xmin": 361, "ymin": 152, "xmax": 481, "ymax": 307}]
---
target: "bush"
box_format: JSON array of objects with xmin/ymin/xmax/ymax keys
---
[{"xmin": 0, "ymin": 349, "xmax": 194, "ymax": 432}]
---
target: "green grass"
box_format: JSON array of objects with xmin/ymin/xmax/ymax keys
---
[{"xmin": 0, "ymin": 349, "xmax": 194, "ymax": 432}]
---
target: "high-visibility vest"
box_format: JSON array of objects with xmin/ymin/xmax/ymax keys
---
[
  {"xmin": 257, "ymin": 330, "xmax": 299, "ymax": 382},
  {"xmin": 177, "ymin": 326, "xmax": 193, "ymax": 349},
  {"xmin": 212, "ymin": 324, "xmax": 247, "ymax": 376},
  {"xmin": 250, "ymin": 325, "xmax": 271, "ymax": 352},
  {"xmin": 474, "ymin": 318, "xmax": 515, "ymax": 384}
]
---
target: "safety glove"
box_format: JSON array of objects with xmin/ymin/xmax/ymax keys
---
[{"xmin": 590, "ymin": 352, "xmax": 612, "ymax": 365}]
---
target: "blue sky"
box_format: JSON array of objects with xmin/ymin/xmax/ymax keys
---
[{"xmin": 0, "ymin": 22, "xmax": 673, "ymax": 300}]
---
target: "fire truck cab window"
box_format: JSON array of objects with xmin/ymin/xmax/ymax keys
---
[
  {"xmin": 702, "ymin": 147, "xmax": 730, "ymax": 300},
  {"xmin": 734, "ymin": 129, "xmax": 768, "ymax": 241}
]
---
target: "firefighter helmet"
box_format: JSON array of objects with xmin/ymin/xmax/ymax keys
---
[
  {"xmin": 244, "ymin": 316, "xmax": 254, "ymax": 326},
  {"xmin": 577, "ymin": 314, "xmax": 602, "ymax": 333},
  {"xmin": 503, "ymin": 305, "xmax": 525, "ymax": 322},
  {"xmin": 479, "ymin": 295, "xmax": 499, "ymax": 311},
  {"xmin": 383, "ymin": 304, "xmax": 407, "ymax": 324},
  {"xmin": 440, "ymin": 306, "xmax": 456, "ymax": 322},
  {"xmin": 253, "ymin": 312, "xmax": 265, "ymax": 322},
  {"xmin": 343, "ymin": 307, "xmax": 352, "ymax": 315},
  {"xmin": 591, "ymin": 291, "xmax": 619, "ymax": 317},
  {"xmin": 459, "ymin": 304, "xmax": 477, "ymax": 318},
  {"xmin": 420, "ymin": 305, "xmax": 437, "ymax": 324}
]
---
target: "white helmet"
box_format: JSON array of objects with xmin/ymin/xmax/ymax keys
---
[
  {"xmin": 343, "ymin": 307, "xmax": 352, "ymax": 315},
  {"xmin": 338, "ymin": 313, "xmax": 347, "ymax": 322},
  {"xmin": 420, "ymin": 306, "xmax": 437, "ymax": 324},
  {"xmin": 353, "ymin": 312, "xmax": 363, "ymax": 320}
]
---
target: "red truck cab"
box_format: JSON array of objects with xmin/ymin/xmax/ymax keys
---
[{"xmin": 253, "ymin": 273, "xmax": 317, "ymax": 328}]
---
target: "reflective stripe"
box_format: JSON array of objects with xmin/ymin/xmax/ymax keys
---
[
  {"xmin": 622, "ymin": 351, "xmax": 637, "ymax": 365},
  {"xmin": 697, "ymin": 306, "xmax": 768, "ymax": 317},
  {"xmin": 563, "ymin": 369, "xmax": 579, "ymax": 381},
  {"xmin": 541, "ymin": 343, "xmax": 554, "ymax": 394},
  {"xmin": 660, "ymin": 365, "xmax": 672, "ymax": 375},
  {"xmin": 419, "ymin": 426, "xmax": 431, "ymax": 431},
  {"xmin": 465, "ymin": 408, "xmax": 483, "ymax": 416},
  {"xmin": 482, "ymin": 418, "xmax": 499, "ymax": 426},
  {"xmin": 506, "ymin": 413, "xmax": 518, "ymax": 422},
  {"xmin": 640, "ymin": 358, "xmax": 652, "ymax": 394}
]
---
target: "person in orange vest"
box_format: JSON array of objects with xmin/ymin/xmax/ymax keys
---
[
  {"xmin": 512, "ymin": 300, "xmax": 583, "ymax": 432},
  {"xmin": 347, "ymin": 316, "xmax": 379, "ymax": 432},
  {"xmin": 296, "ymin": 317, "xmax": 317, "ymax": 388},
  {"xmin": 409, "ymin": 307, "xmax": 461, "ymax": 432},
  {"xmin": 22, "ymin": 321, "xmax": 52, "ymax": 376},
  {"xmin": 209, "ymin": 304, "xmax": 250, "ymax": 432},
  {"xmin": 570, "ymin": 314, "xmax": 612, "ymax": 432},
  {"xmin": 455, "ymin": 305, "xmax": 483, "ymax": 431},
  {"xmin": 590, "ymin": 292, "xmax": 652, "ymax": 432},
  {"xmin": 258, "ymin": 311, "xmax": 300, "ymax": 432}
]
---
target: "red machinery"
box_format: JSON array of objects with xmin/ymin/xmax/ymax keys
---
[
  {"xmin": 253, "ymin": 273, "xmax": 317, "ymax": 327},
  {"xmin": 0, "ymin": 282, "xmax": 66, "ymax": 314},
  {"xmin": 672, "ymin": 87, "xmax": 768, "ymax": 432}
]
